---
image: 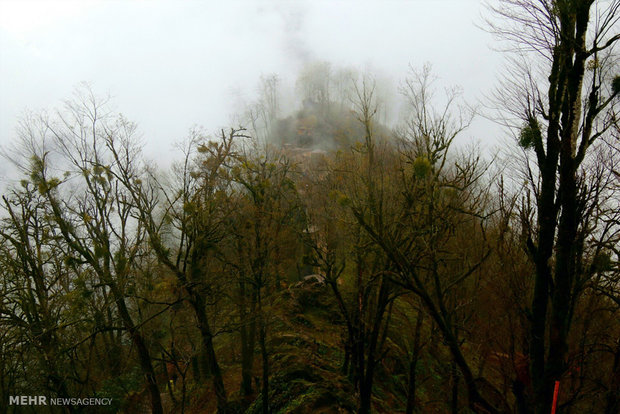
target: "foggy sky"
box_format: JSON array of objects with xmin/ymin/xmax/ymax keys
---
[{"xmin": 0, "ymin": 0, "xmax": 502, "ymax": 180}]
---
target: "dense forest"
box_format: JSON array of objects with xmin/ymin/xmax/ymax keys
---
[{"xmin": 1, "ymin": 1, "xmax": 620, "ymax": 413}]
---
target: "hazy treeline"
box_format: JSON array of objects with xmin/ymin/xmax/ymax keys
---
[{"xmin": 1, "ymin": 1, "xmax": 620, "ymax": 413}]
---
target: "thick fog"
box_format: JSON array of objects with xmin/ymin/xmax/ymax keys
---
[{"xmin": 0, "ymin": 0, "xmax": 502, "ymax": 181}]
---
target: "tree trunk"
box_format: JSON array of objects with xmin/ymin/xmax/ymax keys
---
[
  {"xmin": 359, "ymin": 279, "xmax": 390, "ymax": 414},
  {"xmin": 359, "ymin": 341, "xmax": 376, "ymax": 414},
  {"xmin": 257, "ymin": 293, "xmax": 269, "ymax": 414},
  {"xmin": 240, "ymin": 282, "xmax": 257, "ymax": 396},
  {"xmin": 47, "ymin": 369, "xmax": 77, "ymax": 414},
  {"xmin": 359, "ymin": 376, "xmax": 373, "ymax": 414},
  {"xmin": 604, "ymin": 338, "xmax": 620, "ymax": 414},
  {"xmin": 405, "ymin": 357, "xmax": 419, "ymax": 414},
  {"xmin": 259, "ymin": 323, "xmax": 269, "ymax": 414},
  {"xmin": 240, "ymin": 320, "xmax": 257, "ymax": 396},
  {"xmin": 189, "ymin": 294, "xmax": 228, "ymax": 412},
  {"xmin": 418, "ymin": 287, "xmax": 499, "ymax": 414},
  {"xmin": 530, "ymin": 6, "xmax": 592, "ymax": 413},
  {"xmin": 327, "ymin": 280, "xmax": 354, "ymax": 378},
  {"xmin": 114, "ymin": 294, "xmax": 163, "ymax": 414},
  {"xmin": 406, "ymin": 311, "xmax": 424, "ymax": 414},
  {"xmin": 162, "ymin": 352, "xmax": 178, "ymax": 407},
  {"xmin": 451, "ymin": 359, "xmax": 459, "ymax": 414},
  {"xmin": 342, "ymin": 338, "xmax": 351, "ymax": 376}
]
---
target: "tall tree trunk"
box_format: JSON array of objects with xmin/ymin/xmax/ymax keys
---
[
  {"xmin": 114, "ymin": 294, "xmax": 163, "ymax": 414},
  {"xmin": 406, "ymin": 310, "xmax": 424, "ymax": 414},
  {"xmin": 240, "ymin": 319, "xmax": 257, "ymax": 396},
  {"xmin": 259, "ymin": 324, "xmax": 269, "ymax": 414},
  {"xmin": 189, "ymin": 294, "xmax": 228, "ymax": 412},
  {"xmin": 162, "ymin": 352, "xmax": 178, "ymax": 407},
  {"xmin": 258, "ymin": 297, "xmax": 269, "ymax": 414},
  {"xmin": 240, "ymin": 281, "xmax": 257, "ymax": 396},
  {"xmin": 530, "ymin": 6, "xmax": 592, "ymax": 413},
  {"xmin": 359, "ymin": 279, "xmax": 390, "ymax": 414},
  {"xmin": 342, "ymin": 336, "xmax": 351, "ymax": 376},
  {"xmin": 327, "ymin": 280, "xmax": 354, "ymax": 378},
  {"xmin": 604, "ymin": 338, "xmax": 620, "ymax": 414},
  {"xmin": 359, "ymin": 339, "xmax": 376, "ymax": 414},
  {"xmin": 451, "ymin": 359, "xmax": 459, "ymax": 414},
  {"xmin": 405, "ymin": 358, "xmax": 418, "ymax": 414}
]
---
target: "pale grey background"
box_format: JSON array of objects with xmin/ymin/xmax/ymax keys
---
[{"xmin": 0, "ymin": 0, "xmax": 502, "ymax": 180}]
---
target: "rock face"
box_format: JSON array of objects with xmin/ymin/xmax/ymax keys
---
[{"xmin": 244, "ymin": 282, "xmax": 355, "ymax": 414}]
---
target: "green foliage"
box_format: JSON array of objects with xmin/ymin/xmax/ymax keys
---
[
  {"xmin": 586, "ymin": 58, "xmax": 600, "ymax": 71},
  {"xmin": 592, "ymin": 251, "xmax": 612, "ymax": 273},
  {"xmin": 518, "ymin": 116, "xmax": 542, "ymax": 150},
  {"xmin": 612, "ymin": 75, "xmax": 620, "ymax": 96},
  {"xmin": 412, "ymin": 156, "xmax": 432, "ymax": 179},
  {"xmin": 183, "ymin": 201, "xmax": 196, "ymax": 214}
]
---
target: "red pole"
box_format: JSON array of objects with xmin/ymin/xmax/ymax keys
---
[{"xmin": 550, "ymin": 380, "xmax": 560, "ymax": 414}]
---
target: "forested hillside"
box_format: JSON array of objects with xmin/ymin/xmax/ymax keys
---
[{"xmin": 1, "ymin": 1, "xmax": 620, "ymax": 413}]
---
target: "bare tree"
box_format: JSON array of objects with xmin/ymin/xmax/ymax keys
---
[
  {"xmin": 15, "ymin": 90, "xmax": 165, "ymax": 414},
  {"xmin": 342, "ymin": 68, "xmax": 502, "ymax": 413},
  {"xmin": 486, "ymin": 1, "xmax": 620, "ymax": 412},
  {"xmin": 0, "ymin": 185, "xmax": 78, "ymax": 413},
  {"xmin": 114, "ymin": 127, "xmax": 247, "ymax": 413}
]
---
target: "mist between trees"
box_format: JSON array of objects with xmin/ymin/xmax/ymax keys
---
[{"xmin": 1, "ymin": 2, "xmax": 620, "ymax": 413}]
